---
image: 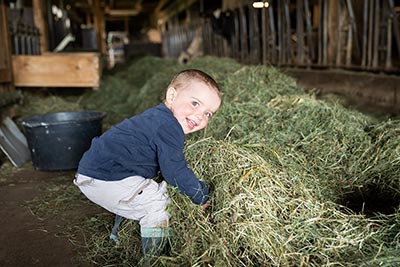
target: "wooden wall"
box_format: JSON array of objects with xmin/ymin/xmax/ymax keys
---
[{"xmin": 0, "ymin": 0, "xmax": 13, "ymax": 95}]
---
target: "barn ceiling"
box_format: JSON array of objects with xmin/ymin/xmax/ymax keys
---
[{"xmin": 67, "ymin": 0, "xmax": 202, "ymax": 25}]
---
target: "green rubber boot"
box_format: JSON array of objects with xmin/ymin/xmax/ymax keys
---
[{"xmin": 140, "ymin": 227, "xmax": 169, "ymax": 262}]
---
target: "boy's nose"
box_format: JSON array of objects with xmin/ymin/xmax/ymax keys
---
[{"xmin": 194, "ymin": 111, "xmax": 203, "ymax": 121}]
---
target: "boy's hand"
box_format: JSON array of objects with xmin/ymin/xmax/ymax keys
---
[{"xmin": 201, "ymin": 201, "xmax": 211, "ymax": 210}]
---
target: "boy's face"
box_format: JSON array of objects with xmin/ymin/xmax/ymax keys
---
[{"xmin": 165, "ymin": 80, "xmax": 221, "ymax": 134}]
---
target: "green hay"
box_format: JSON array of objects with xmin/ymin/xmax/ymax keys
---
[
  {"xmin": 7, "ymin": 55, "xmax": 400, "ymax": 266},
  {"xmin": 161, "ymin": 138, "xmax": 389, "ymax": 266},
  {"xmin": 15, "ymin": 93, "xmax": 82, "ymax": 118},
  {"xmin": 80, "ymin": 56, "xmax": 179, "ymax": 126}
]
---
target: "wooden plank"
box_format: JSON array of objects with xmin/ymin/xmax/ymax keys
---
[{"xmin": 12, "ymin": 53, "xmax": 101, "ymax": 88}]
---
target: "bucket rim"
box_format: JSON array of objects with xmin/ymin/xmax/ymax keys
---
[{"xmin": 19, "ymin": 111, "xmax": 107, "ymax": 128}]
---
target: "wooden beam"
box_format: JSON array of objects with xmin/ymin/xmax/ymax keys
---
[
  {"xmin": 157, "ymin": 0, "xmax": 198, "ymax": 24},
  {"xmin": 12, "ymin": 53, "xmax": 101, "ymax": 88},
  {"xmin": 104, "ymin": 8, "xmax": 141, "ymax": 16}
]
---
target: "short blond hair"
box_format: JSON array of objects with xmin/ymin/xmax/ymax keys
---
[{"xmin": 168, "ymin": 69, "xmax": 221, "ymax": 98}]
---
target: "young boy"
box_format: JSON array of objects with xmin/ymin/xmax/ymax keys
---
[{"xmin": 74, "ymin": 69, "xmax": 221, "ymax": 257}]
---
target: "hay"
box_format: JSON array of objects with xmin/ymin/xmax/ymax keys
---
[
  {"xmin": 10, "ymin": 56, "xmax": 400, "ymax": 266},
  {"xmin": 15, "ymin": 93, "xmax": 82, "ymax": 117},
  {"xmin": 155, "ymin": 138, "xmax": 391, "ymax": 267}
]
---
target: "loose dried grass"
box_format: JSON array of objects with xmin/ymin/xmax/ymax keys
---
[{"xmin": 9, "ymin": 56, "xmax": 400, "ymax": 266}]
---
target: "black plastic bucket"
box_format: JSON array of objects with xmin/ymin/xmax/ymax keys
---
[{"xmin": 20, "ymin": 111, "xmax": 106, "ymax": 171}]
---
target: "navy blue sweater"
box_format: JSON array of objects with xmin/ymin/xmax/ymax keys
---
[{"xmin": 78, "ymin": 103, "xmax": 209, "ymax": 205}]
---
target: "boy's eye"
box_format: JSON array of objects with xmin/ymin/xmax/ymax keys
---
[
  {"xmin": 191, "ymin": 101, "xmax": 199, "ymax": 107},
  {"xmin": 205, "ymin": 112, "xmax": 212, "ymax": 119}
]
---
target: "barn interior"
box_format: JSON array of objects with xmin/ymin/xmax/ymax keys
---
[{"xmin": 0, "ymin": 0, "xmax": 400, "ymax": 266}]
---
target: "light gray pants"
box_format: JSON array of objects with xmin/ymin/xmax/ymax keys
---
[{"xmin": 74, "ymin": 174, "xmax": 170, "ymax": 228}]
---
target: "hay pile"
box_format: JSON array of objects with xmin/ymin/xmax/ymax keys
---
[{"xmin": 15, "ymin": 56, "xmax": 400, "ymax": 266}]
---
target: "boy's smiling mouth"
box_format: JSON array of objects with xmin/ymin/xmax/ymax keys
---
[{"xmin": 186, "ymin": 118, "xmax": 197, "ymax": 130}]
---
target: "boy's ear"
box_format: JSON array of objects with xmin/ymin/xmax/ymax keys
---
[{"xmin": 166, "ymin": 86, "xmax": 176, "ymax": 104}]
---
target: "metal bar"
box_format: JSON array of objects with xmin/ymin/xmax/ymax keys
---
[
  {"xmin": 261, "ymin": 6, "xmax": 267, "ymax": 64},
  {"xmin": 361, "ymin": 0, "xmax": 368, "ymax": 67},
  {"xmin": 336, "ymin": 0, "xmax": 343, "ymax": 66},
  {"xmin": 284, "ymin": 0, "xmax": 292, "ymax": 64},
  {"xmin": 322, "ymin": 0, "xmax": 328, "ymax": 64},
  {"xmin": 382, "ymin": 0, "xmax": 392, "ymax": 70},
  {"xmin": 345, "ymin": 0, "xmax": 360, "ymax": 58},
  {"xmin": 304, "ymin": 0, "xmax": 315, "ymax": 62},
  {"xmin": 268, "ymin": 3, "xmax": 277, "ymax": 64},
  {"xmin": 248, "ymin": 7, "xmax": 255, "ymax": 62},
  {"xmin": 233, "ymin": 9, "xmax": 240, "ymax": 61},
  {"xmin": 277, "ymin": 1, "xmax": 283, "ymax": 64},
  {"xmin": 318, "ymin": 0, "xmax": 323, "ymax": 64},
  {"xmin": 253, "ymin": 8, "xmax": 261, "ymax": 64},
  {"xmin": 239, "ymin": 6, "xmax": 248, "ymax": 62},
  {"xmin": 387, "ymin": 0, "xmax": 400, "ymax": 61},
  {"xmin": 367, "ymin": 0, "xmax": 374, "ymax": 67},
  {"xmin": 346, "ymin": 18, "xmax": 353, "ymax": 66},
  {"xmin": 296, "ymin": 0, "xmax": 305, "ymax": 65},
  {"xmin": 372, "ymin": 0, "xmax": 380, "ymax": 68},
  {"xmin": 385, "ymin": 9, "xmax": 392, "ymax": 69}
]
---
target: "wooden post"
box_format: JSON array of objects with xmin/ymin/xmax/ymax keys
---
[
  {"xmin": 328, "ymin": 0, "xmax": 339, "ymax": 65},
  {"xmin": 92, "ymin": 0, "xmax": 106, "ymax": 55},
  {"xmin": 0, "ymin": 0, "xmax": 13, "ymax": 91},
  {"xmin": 32, "ymin": 0, "xmax": 48, "ymax": 53}
]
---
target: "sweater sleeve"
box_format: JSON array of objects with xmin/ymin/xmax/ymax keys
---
[{"xmin": 155, "ymin": 123, "xmax": 209, "ymax": 205}]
